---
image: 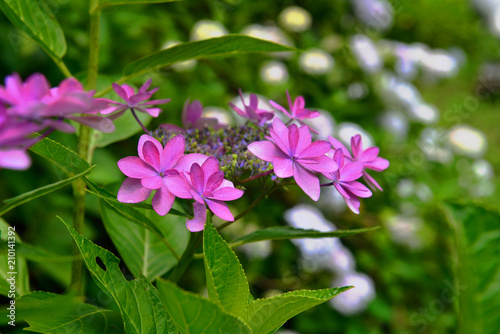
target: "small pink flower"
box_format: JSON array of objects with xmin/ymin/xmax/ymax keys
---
[
  {"xmin": 324, "ymin": 149, "xmax": 372, "ymax": 214},
  {"xmin": 117, "ymin": 134, "xmax": 187, "ymax": 216},
  {"xmin": 328, "ymin": 134, "xmax": 389, "ymax": 191},
  {"xmin": 247, "ymin": 118, "xmax": 337, "ymax": 201},
  {"xmin": 166, "ymin": 157, "xmax": 244, "ymax": 232},
  {"xmin": 181, "ymin": 99, "xmax": 224, "ymax": 130},
  {"xmin": 101, "ymin": 79, "xmax": 171, "ymax": 118},
  {"xmin": 269, "ymin": 90, "xmax": 320, "ymax": 121},
  {"xmin": 229, "ymin": 89, "xmax": 274, "ymax": 125}
]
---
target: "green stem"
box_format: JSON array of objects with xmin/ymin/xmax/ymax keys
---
[
  {"xmin": 168, "ymin": 231, "xmax": 203, "ymax": 283},
  {"xmin": 217, "ymin": 183, "xmax": 279, "ymax": 231},
  {"xmin": 68, "ymin": 2, "xmax": 101, "ymax": 296},
  {"xmin": 48, "ymin": 53, "xmax": 73, "ymax": 78}
]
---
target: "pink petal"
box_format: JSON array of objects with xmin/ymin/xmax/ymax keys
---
[
  {"xmin": 328, "ymin": 136, "xmax": 352, "ymax": 158},
  {"xmin": 359, "ymin": 146, "xmax": 379, "ymax": 162},
  {"xmin": 173, "ymin": 153, "xmax": 209, "ymax": 172},
  {"xmin": 118, "ymin": 156, "xmax": 157, "ymax": 178},
  {"xmin": 247, "ymin": 141, "xmax": 284, "ymax": 162},
  {"xmin": 269, "ymin": 100, "xmax": 291, "ymax": 118},
  {"xmin": 343, "ymin": 181, "xmax": 372, "ymax": 198},
  {"xmin": 344, "ymin": 191, "xmax": 361, "ymax": 214},
  {"xmin": 270, "ymin": 118, "xmax": 290, "ymax": 154},
  {"xmin": 152, "ymin": 185, "xmax": 175, "ymax": 216},
  {"xmin": 142, "ymin": 141, "xmax": 161, "ymax": 171},
  {"xmin": 211, "ymin": 187, "xmax": 244, "ymax": 201},
  {"xmin": 141, "ymin": 176, "xmax": 163, "ymax": 190},
  {"xmin": 350, "ymin": 135, "xmax": 362, "ymax": 159},
  {"xmin": 117, "ymin": 178, "xmax": 152, "ymax": 203},
  {"xmin": 334, "ymin": 182, "xmax": 351, "ymax": 199},
  {"xmin": 229, "ymin": 102, "xmax": 247, "ymax": 118},
  {"xmin": 299, "ymin": 155, "xmax": 338, "ymax": 173},
  {"xmin": 295, "ymin": 124, "xmax": 312, "ymax": 155},
  {"xmin": 288, "ymin": 124, "xmax": 299, "ymax": 156},
  {"xmin": 163, "ymin": 175, "xmax": 193, "ymax": 199},
  {"xmin": 201, "ymin": 157, "xmax": 220, "ymax": 185},
  {"xmin": 163, "ymin": 134, "xmax": 185, "ymax": 170},
  {"xmin": 135, "ymin": 107, "xmax": 161, "ymax": 117},
  {"xmin": 205, "ymin": 199, "xmax": 234, "ymax": 221},
  {"xmin": 0, "ymin": 149, "xmax": 31, "ymax": 170},
  {"xmin": 182, "ymin": 99, "xmax": 203, "ymax": 126},
  {"xmin": 139, "ymin": 98, "xmax": 171, "ymax": 106},
  {"xmin": 67, "ymin": 115, "xmax": 115, "ymax": 133},
  {"xmin": 25, "ymin": 73, "xmax": 50, "ymax": 101},
  {"xmin": 138, "ymin": 135, "xmax": 163, "ymax": 165},
  {"xmin": 298, "ymin": 140, "xmax": 331, "ymax": 159},
  {"xmin": 364, "ymin": 157, "xmax": 389, "ymax": 171},
  {"xmin": 340, "ymin": 161, "xmax": 364, "ymax": 182},
  {"xmin": 293, "ymin": 163, "xmax": 320, "ymax": 201},
  {"xmin": 112, "ymin": 83, "xmax": 130, "ymax": 102},
  {"xmin": 122, "ymin": 85, "xmax": 136, "ymax": 98},
  {"xmin": 273, "ymin": 157, "xmax": 294, "ymax": 178},
  {"xmin": 139, "ymin": 79, "xmax": 153, "ymax": 93},
  {"xmin": 205, "ymin": 171, "xmax": 224, "ymax": 192},
  {"xmin": 190, "ymin": 163, "xmax": 205, "ymax": 194},
  {"xmin": 363, "ymin": 171, "xmax": 383, "ymax": 191},
  {"xmin": 189, "ymin": 188, "xmax": 204, "ymax": 204},
  {"xmin": 99, "ymin": 106, "xmax": 121, "ymax": 115},
  {"xmin": 186, "ymin": 202, "xmax": 207, "ymax": 232}
]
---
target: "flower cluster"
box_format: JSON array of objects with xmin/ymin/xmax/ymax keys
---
[
  {"xmin": 117, "ymin": 134, "xmax": 243, "ymax": 231},
  {"xmin": 114, "ymin": 87, "xmax": 389, "ymax": 223}
]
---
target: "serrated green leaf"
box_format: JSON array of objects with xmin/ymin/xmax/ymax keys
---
[
  {"xmin": 100, "ymin": 201, "xmax": 188, "ymax": 281},
  {"xmin": 94, "ymin": 110, "xmax": 152, "ymax": 148},
  {"xmin": 204, "ymin": 217, "xmax": 250, "ymax": 318},
  {"xmin": 16, "ymin": 291, "xmax": 124, "ymax": 333},
  {"xmin": 124, "ymin": 35, "xmax": 295, "ymax": 77},
  {"xmin": 0, "ymin": 0, "xmax": 66, "ymax": 58},
  {"xmin": 0, "ymin": 218, "xmax": 29, "ymax": 297},
  {"xmin": 85, "ymin": 178, "xmax": 165, "ymax": 238},
  {"xmin": 0, "ymin": 166, "xmax": 94, "ymax": 216},
  {"xmin": 231, "ymin": 226, "xmax": 380, "ymax": 247},
  {"xmin": 156, "ymin": 279, "xmax": 251, "ymax": 334},
  {"xmin": 443, "ymin": 201, "xmax": 500, "ymax": 334},
  {"xmin": 244, "ymin": 287, "xmax": 352, "ymax": 334},
  {"xmin": 61, "ymin": 217, "xmax": 177, "ymax": 334},
  {"xmin": 30, "ymin": 137, "xmax": 90, "ymax": 175}
]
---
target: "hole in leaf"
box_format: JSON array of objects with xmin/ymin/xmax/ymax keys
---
[{"xmin": 96, "ymin": 257, "xmax": 107, "ymax": 271}]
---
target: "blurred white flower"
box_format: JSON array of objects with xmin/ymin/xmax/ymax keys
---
[
  {"xmin": 396, "ymin": 179, "xmax": 415, "ymax": 198},
  {"xmin": 407, "ymin": 103, "xmax": 439, "ymax": 124},
  {"xmin": 379, "ymin": 111, "xmax": 409, "ymax": 140},
  {"xmin": 472, "ymin": 159, "xmax": 494, "ymax": 180},
  {"xmin": 448, "ymin": 125, "xmax": 487, "ymax": 158},
  {"xmin": 419, "ymin": 127, "xmax": 453, "ymax": 163},
  {"xmin": 415, "ymin": 183, "xmax": 433, "ymax": 202},
  {"xmin": 350, "ymin": 35, "xmax": 382, "ymax": 73},
  {"xmin": 279, "ymin": 6, "xmax": 312, "ymax": 32},
  {"xmin": 299, "ymin": 49, "xmax": 334, "ymax": 75},
  {"xmin": 241, "ymin": 24, "xmax": 294, "ymax": 58},
  {"xmin": 352, "ymin": 0, "xmax": 393, "ymax": 31},
  {"xmin": 386, "ymin": 215, "xmax": 423, "ymax": 250},
  {"xmin": 330, "ymin": 272, "xmax": 376, "ymax": 315},
  {"xmin": 302, "ymin": 110, "xmax": 336, "ymax": 140},
  {"xmin": 191, "ymin": 20, "xmax": 228, "ymax": 41},
  {"xmin": 260, "ymin": 61, "xmax": 289, "ymax": 84},
  {"xmin": 203, "ymin": 106, "xmax": 233, "ymax": 126},
  {"xmin": 420, "ymin": 50, "xmax": 459, "ymax": 78},
  {"xmin": 347, "ymin": 82, "xmax": 368, "ymax": 100}
]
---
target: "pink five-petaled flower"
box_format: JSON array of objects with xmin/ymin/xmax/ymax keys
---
[
  {"xmin": 117, "ymin": 134, "xmax": 186, "ymax": 216},
  {"xmin": 166, "ymin": 157, "xmax": 244, "ymax": 232},
  {"xmin": 328, "ymin": 134, "xmax": 389, "ymax": 191},
  {"xmin": 269, "ymin": 90, "xmax": 320, "ymax": 121},
  {"xmin": 325, "ymin": 149, "xmax": 372, "ymax": 214},
  {"xmin": 101, "ymin": 79, "xmax": 171, "ymax": 118},
  {"xmin": 247, "ymin": 117, "xmax": 337, "ymax": 201},
  {"xmin": 229, "ymin": 89, "xmax": 274, "ymax": 125}
]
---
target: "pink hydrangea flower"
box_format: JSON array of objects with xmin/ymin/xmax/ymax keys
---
[
  {"xmin": 324, "ymin": 149, "xmax": 372, "ymax": 214},
  {"xmin": 247, "ymin": 118, "xmax": 337, "ymax": 201},
  {"xmin": 101, "ymin": 79, "xmax": 171, "ymax": 118},
  {"xmin": 269, "ymin": 90, "xmax": 320, "ymax": 121},
  {"xmin": 229, "ymin": 89, "xmax": 274, "ymax": 125},
  {"xmin": 166, "ymin": 156, "xmax": 244, "ymax": 232},
  {"xmin": 117, "ymin": 134, "xmax": 187, "ymax": 216},
  {"xmin": 328, "ymin": 134, "xmax": 389, "ymax": 191},
  {"xmin": 182, "ymin": 98, "xmax": 224, "ymax": 130}
]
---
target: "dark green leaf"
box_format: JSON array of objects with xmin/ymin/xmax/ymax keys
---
[
  {"xmin": 243, "ymin": 287, "xmax": 352, "ymax": 334},
  {"xmin": 30, "ymin": 137, "xmax": 90, "ymax": 175},
  {"xmin": 231, "ymin": 226, "xmax": 380, "ymax": 247},
  {"xmin": 94, "ymin": 0, "xmax": 181, "ymax": 12},
  {"xmin": 0, "ymin": 240, "xmax": 74, "ymax": 263},
  {"xmin": 204, "ymin": 217, "xmax": 250, "ymax": 318},
  {"xmin": 0, "ymin": 0, "xmax": 66, "ymax": 57},
  {"xmin": 124, "ymin": 35, "xmax": 295, "ymax": 76},
  {"xmin": 156, "ymin": 279, "xmax": 251, "ymax": 334},
  {"xmin": 443, "ymin": 201, "xmax": 500, "ymax": 334},
  {"xmin": 100, "ymin": 202, "xmax": 188, "ymax": 281},
  {"xmin": 0, "ymin": 218, "xmax": 29, "ymax": 297},
  {"xmin": 61, "ymin": 217, "xmax": 177, "ymax": 334},
  {"xmin": 17, "ymin": 291, "xmax": 124, "ymax": 333},
  {"xmin": 0, "ymin": 166, "xmax": 94, "ymax": 216}
]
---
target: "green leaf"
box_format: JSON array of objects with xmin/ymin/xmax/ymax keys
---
[
  {"xmin": 243, "ymin": 287, "xmax": 352, "ymax": 334},
  {"xmin": 61, "ymin": 217, "xmax": 177, "ymax": 334},
  {"xmin": 156, "ymin": 279, "xmax": 251, "ymax": 334},
  {"xmin": 30, "ymin": 137, "xmax": 90, "ymax": 175},
  {"xmin": 94, "ymin": 0, "xmax": 181, "ymax": 12},
  {"xmin": 204, "ymin": 217, "xmax": 250, "ymax": 318},
  {"xmin": 443, "ymin": 201, "xmax": 500, "ymax": 334},
  {"xmin": 0, "ymin": 240, "xmax": 74, "ymax": 262},
  {"xmin": 17, "ymin": 291, "xmax": 124, "ymax": 333},
  {"xmin": 100, "ymin": 201, "xmax": 188, "ymax": 281},
  {"xmin": 85, "ymin": 178, "xmax": 165, "ymax": 238},
  {"xmin": 0, "ymin": 0, "xmax": 66, "ymax": 58},
  {"xmin": 0, "ymin": 218, "xmax": 29, "ymax": 297},
  {"xmin": 94, "ymin": 110, "xmax": 151, "ymax": 148},
  {"xmin": 124, "ymin": 35, "xmax": 295, "ymax": 77},
  {"xmin": 0, "ymin": 166, "xmax": 94, "ymax": 216},
  {"xmin": 231, "ymin": 226, "xmax": 380, "ymax": 247}
]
